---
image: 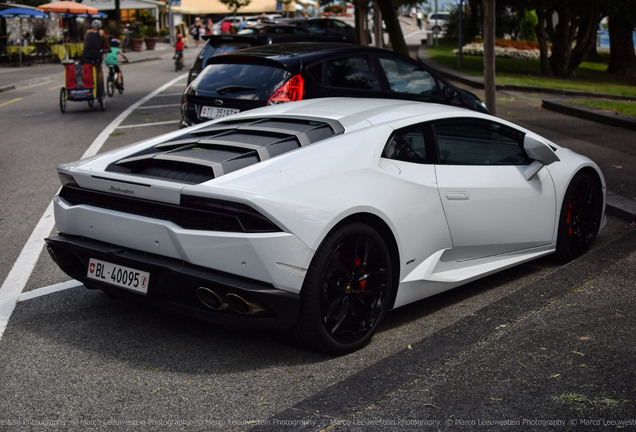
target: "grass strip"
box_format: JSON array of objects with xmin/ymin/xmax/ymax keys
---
[{"xmin": 427, "ymin": 41, "xmax": 636, "ymax": 98}]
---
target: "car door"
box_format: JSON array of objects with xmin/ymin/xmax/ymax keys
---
[{"xmin": 432, "ymin": 118, "xmax": 557, "ymax": 261}]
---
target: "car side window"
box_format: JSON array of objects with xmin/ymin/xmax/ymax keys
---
[
  {"xmin": 382, "ymin": 127, "xmax": 428, "ymax": 164},
  {"xmin": 379, "ymin": 57, "xmax": 438, "ymax": 95},
  {"xmin": 325, "ymin": 56, "xmax": 381, "ymax": 90},
  {"xmin": 433, "ymin": 119, "xmax": 530, "ymax": 165}
]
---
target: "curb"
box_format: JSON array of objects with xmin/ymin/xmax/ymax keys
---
[{"xmin": 542, "ymin": 99, "xmax": 636, "ymax": 131}]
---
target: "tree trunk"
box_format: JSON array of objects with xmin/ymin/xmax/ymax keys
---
[
  {"xmin": 373, "ymin": 3, "xmax": 384, "ymax": 48},
  {"xmin": 569, "ymin": 2, "xmax": 601, "ymax": 77},
  {"xmin": 538, "ymin": 0, "xmax": 602, "ymax": 79},
  {"xmin": 607, "ymin": 15, "xmax": 636, "ymax": 77},
  {"xmin": 354, "ymin": 0, "xmax": 370, "ymax": 46},
  {"xmin": 535, "ymin": 5, "xmax": 551, "ymax": 76},
  {"xmin": 483, "ymin": 0, "xmax": 496, "ymax": 116},
  {"xmin": 376, "ymin": 0, "xmax": 408, "ymax": 56}
]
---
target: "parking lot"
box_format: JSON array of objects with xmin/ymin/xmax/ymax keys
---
[{"xmin": 1, "ymin": 32, "xmax": 635, "ymax": 431}]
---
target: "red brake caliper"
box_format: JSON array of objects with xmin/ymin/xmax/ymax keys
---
[
  {"xmin": 566, "ymin": 202, "xmax": 573, "ymax": 236},
  {"xmin": 355, "ymin": 256, "xmax": 366, "ymax": 291}
]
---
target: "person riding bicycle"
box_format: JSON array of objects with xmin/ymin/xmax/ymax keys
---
[
  {"xmin": 83, "ymin": 20, "xmax": 109, "ymax": 95},
  {"xmin": 105, "ymin": 38, "xmax": 128, "ymax": 89},
  {"xmin": 174, "ymin": 33, "xmax": 184, "ymax": 69}
]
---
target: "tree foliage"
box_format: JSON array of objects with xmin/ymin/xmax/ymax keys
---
[{"xmin": 219, "ymin": 0, "xmax": 251, "ymax": 15}]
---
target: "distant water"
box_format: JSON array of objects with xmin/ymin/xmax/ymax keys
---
[{"xmin": 597, "ymin": 30, "xmax": 636, "ymax": 50}]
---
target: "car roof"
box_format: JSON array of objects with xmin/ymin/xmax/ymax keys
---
[
  {"xmin": 211, "ymin": 42, "xmax": 402, "ymax": 63},
  {"xmin": 224, "ymin": 97, "xmax": 482, "ymax": 130}
]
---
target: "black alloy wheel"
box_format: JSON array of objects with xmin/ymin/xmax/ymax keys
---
[
  {"xmin": 556, "ymin": 170, "xmax": 603, "ymax": 261},
  {"xmin": 296, "ymin": 223, "xmax": 393, "ymax": 354}
]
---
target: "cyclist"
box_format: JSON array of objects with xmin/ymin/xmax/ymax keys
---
[
  {"xmin": 83, "ymin": 20, "xmax": 109, "ymax": 95},
  {"xmin": 105, "ymin": 38, "xmax": 128, "ymax": 89},
  {"xmin": 174, "ymin": 33, "xmax": 184, "ymax": 70}
]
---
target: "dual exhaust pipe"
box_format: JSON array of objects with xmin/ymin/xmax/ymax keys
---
[{"xmin": 196, "ymin": 287, "xmax": 266, "ymax": 316}]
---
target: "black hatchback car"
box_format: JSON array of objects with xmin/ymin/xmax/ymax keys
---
[
  {"xmin": 181, "ymin": 43, "xmax": 488, "ymax": 127},
  {"xmin": 187, "ymin": 33, "xmax": 349, "ymax": 84}
]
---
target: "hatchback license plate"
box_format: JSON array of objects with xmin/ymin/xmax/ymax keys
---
[
  {"xmin": 87, "ymin": 258, "xmax": 150, "ymax": 294},
  {"xmin": 200, "ymin": 106, "xmax": 240, "ymax": 119}
]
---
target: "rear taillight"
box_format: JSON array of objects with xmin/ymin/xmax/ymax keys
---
[{"xmin": 268, "ymin": 74, "xmax": 304, "ymax": 105}]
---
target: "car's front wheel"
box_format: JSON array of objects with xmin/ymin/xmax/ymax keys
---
[
  {"xmin": 296, "ymin": 223, "xmax": 393, "ymax": 354},
  {"xmin": 556, "ymin": 170, "xmax": 603, "ymax": 261}
]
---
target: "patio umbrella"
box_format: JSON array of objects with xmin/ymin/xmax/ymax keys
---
[
  {"xmin": 37, "ymin": 1, "xmax": 99, "ymax": 15},
  {"xmin": 0, "ymin": 7, "xmax": 48, "ymax": 66}
]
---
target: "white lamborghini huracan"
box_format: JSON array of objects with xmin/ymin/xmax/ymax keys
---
[{"xmin": 45, "ymin": 98, "xmax": 606, "ymax": 353}]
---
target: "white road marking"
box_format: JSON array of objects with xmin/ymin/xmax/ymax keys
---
[
  {"xmin": 0, "ymin": 74, "xmax": 186, "ymax": 341},
  {"xmin": 18, "ymin": 280, "xmax": 82, "ymax": 302},
  {"xmin": 116, "ymin": 120, "xmax": 180, "ymax": 129},
  {"xmin": 138, "ymin": 103, "xmax": 181, "ymax": 109}
]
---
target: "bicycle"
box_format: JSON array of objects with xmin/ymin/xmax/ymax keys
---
[
  {"xmin": 174, "ymin": 51, "xmax": 183, "ymax": 72},
  {"xmin": 106, "ymin": 64, "xmax": 124, "ymax": 97}
]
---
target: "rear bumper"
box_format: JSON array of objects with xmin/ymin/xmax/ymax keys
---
[{"xmin": 45, "ymin": 235, "xmax": 300, "ymax": 330}]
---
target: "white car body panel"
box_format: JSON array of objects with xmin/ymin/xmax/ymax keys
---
[{"xmin": 50, "ymin": 98, "xmax": 606, "ymax": 319}]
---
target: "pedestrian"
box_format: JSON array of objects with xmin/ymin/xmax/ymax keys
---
[
  {"xmin": 416, "ymin": 11, "xmax": 423, "ymax": 30},
  {"xmin": 221, "ymin": 19, "xmax": 232, "ymax": 34},
  {"xmin": 191, "ymin": 17, "xmax": 202, "ymax": 48}
]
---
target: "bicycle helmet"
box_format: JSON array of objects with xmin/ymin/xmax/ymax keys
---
[
  {"xmin": 91, "ymin": 20, "xmax": 102, "ymax": 30},
  {"xmin": 176, "ymin": 34, "xmax": 182, "ymax": 40},
  {"xmin": 110, "ymin": 38, "xmax": 120, "ymax": 47}
]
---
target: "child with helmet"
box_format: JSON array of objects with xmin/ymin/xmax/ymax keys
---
[
  {"xmin": 174, "ymin": 33, "xmax": 185, "ymax": 69},
  {"xmin": 105, "ymin": 38, "xmax": 128, "ymax": 89}
]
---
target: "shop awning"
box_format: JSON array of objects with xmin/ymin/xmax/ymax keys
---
[{"xmin": 81, "ymin": 0, "xmax": 164, "ymax": 11}]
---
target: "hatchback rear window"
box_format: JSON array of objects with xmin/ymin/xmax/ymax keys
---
[
  {"xmin": 194, "ymin": 63, "xmax": 291, "ymax": 100},
  {"xmin": 204, "ymin": 42, "xmax": 252, "ymax": 58}
]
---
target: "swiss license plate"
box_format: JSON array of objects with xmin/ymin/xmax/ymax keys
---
[
  {"xmin": 87, "ymin": 258, "xmax": 150, "ymax": 294},
  {"xmin": 200, "ymin": 106, "xmax": 240, "ymax": 119}
]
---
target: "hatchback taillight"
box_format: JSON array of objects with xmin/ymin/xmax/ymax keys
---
[{"xmin": 268, "ymin": 74, "xmax": 304, "ymax": 104}]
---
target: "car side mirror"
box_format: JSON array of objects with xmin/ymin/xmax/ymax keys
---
[{"xmin": 522, "ymin": 135, "xmax": 560, "ymax": 180}]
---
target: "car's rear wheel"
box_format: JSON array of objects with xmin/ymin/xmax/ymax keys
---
[
  {"xmin": 296, "ymin": 223, "xmax": 393, "ymax": 354},
  {"xmin": 556, "ymin": 170, "xmax": 603, "ymax": 261}
]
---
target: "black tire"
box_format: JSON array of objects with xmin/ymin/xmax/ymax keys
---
[
  {"xmin": 296, "ymin": 223, "xmax": 393, "ymax": 354},
  {"xmin": 117, "ymin": 73, "xmax": 124, "ymax": 94},
  {"xmin": 59, "ymin": 88, "xmax": 66, "ymax": 113},
  {"xmin": 88, "ymin": 99, "xmax": 94, "ymax": 107},
  {"xmin": 556, "ymin": 171, "xmax": 603, "ymax": 261},
  {"xmin": 106, "ymin": 77, "xmax": 114, "ymax": 97}
]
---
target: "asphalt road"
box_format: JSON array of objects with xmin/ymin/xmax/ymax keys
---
[{"xmin": 0, "ymin": 34, "xmax": 634, "ymax": 431}]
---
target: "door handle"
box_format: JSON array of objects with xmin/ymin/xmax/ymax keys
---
[{"xmin": 445, "ymin": 191, "xmax": 470, "ymax": 200}]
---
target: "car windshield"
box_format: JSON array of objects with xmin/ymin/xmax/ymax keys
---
[{"xmin": 194, "ymin": 63, "xmax": 291, "ymax": 99}]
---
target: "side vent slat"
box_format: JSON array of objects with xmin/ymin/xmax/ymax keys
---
[{"xmin": 106, "ymin": 116, "xmax": 344, "ymax": 184}]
